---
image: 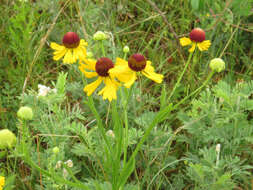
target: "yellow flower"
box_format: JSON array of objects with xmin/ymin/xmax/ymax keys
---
[
  {"xmin": 180, "ymin": 28, "xmax": 211, "ymax": 52},
  {"xmin": 50, "ymin": 32, "xmax": 88, "ymax": 64},
  {"xmin": 79, "ymin": 58, "xmax": 120, "ymax": 101},
  {"xmin": 109, "ymin": 54, "xmax": 163, "ymax": 88},
  {"xmin": 0, "ymin": 176, "xmax": 5, "ymax": 190}
]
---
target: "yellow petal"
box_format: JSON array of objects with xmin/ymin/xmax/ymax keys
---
[
  {"xmin": 189, "ymin": 43, "xmax": 196, "ymax": 52},
  {"xmin": 80, "ymin": 39, "xmax": 88, "ymax": 47},
  {"xmin": 76, "ymin": 46, "xmax": 87, "ymax": 61},
  {"xmin": 115, "ymin": 57, "xmax": 128, "ymax": 66},
  {"xmin": 82, "ymin": 59, "xmax": 96, "ymax": 71},
  {"xmin": 124, "ymin": 72, "xmax": 137, "ymax": 88},
  {"xmin": 83, "ymin": 77, "xmax": 102, "ymax": 96},
  {"xmin": 142, "ymin": 61, "xmax": 163, "ymax": 83},
  {"xmin": 98, "ymin": 77, "xmax": 118, "ymax": 101},
  {"xmin": 53, "ymin": 48, "xmax": 67, "ymax": 60},
  {"xmin": 197, "ymin": 40, "xmax": 211, "ymax": 51},
  {"xmin": 50, "ymin": 42, "xmax": 65, "ymax": 51},
  {"xmin": 72, "ymin": 48, "xmax": 79, "ymax": 62},
  {"xmin": 63, "ymin": 49, "xmax": 75, "ymax": 64},
  {"xmin": 109, "ymin": 65, "xmax": 136, "ymax": 88},
  {"xmin": 179, "ymin": 37, "xmax": 192, "ymax": 46},
  {"xmin": 82, "ymin": 71, "xmax": 98, "ymax": 78}
]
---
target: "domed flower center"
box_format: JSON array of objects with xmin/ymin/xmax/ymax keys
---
[
  {"xmin": 189, "ymin": 28, "xmax": 205, "ymax": 43},
  {"xmin": 128, "ymin": 54, "xmax": 147, "ymax": 72},
  {"xmin": 95, "ymin": 57, "xmax": 114, "ymax": 77},
  {"xmin": 62, "ymin": 32, "xmax": 80, "ymax": 48}
]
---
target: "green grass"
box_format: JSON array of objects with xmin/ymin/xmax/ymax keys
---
[{"xmin": 0, "ymin": 0, "xmax": 253, "ymax": 189}]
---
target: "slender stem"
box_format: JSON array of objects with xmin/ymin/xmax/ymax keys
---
[
  {"xmin": 101, "ymin": 41, "xmax": 105, "ymax": 57},
  {"xmin": 167, "ymin": 52, "xmax": 193, "ymax": 102},
  {"xmin": 173, "ymin": 71, "xmax": 215, "ymax": 110},
  {"xmin": 120, "ymin": 70, "xmax": 215, "ymax": 186}
]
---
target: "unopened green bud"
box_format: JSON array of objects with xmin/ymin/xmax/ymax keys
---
[
  {"xmin": 86, "ymin": 51, "xmax": 94, "ymax": 58},
  {"xmin": 209, "ymin": 58, "xmax": 225, "ymax": 73},
  {"xmin": 17, "ymin": 106, "xmax": 33, "ymax": 120},
  {"xmin": 53, "ymin": 147, "xmax": 60, "ymax": 154},
  {"xmin": 93, "ymin": 31, "xmax": 108, "ymax": 41},
  {"xmin": 123, "ymin": 45, "xmax": 130, "ymax": 53},
  {"xmin": 0, "ymin": 129, "xmax": 16, "ymax": 149}
]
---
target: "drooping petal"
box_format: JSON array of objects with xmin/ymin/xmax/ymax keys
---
[
  {"xmin": 82, "ymin": 59, "xmax": 96, "ymax": 71},
  {"xmin": 98, "ymin": 77, "xmax": 119, "ymax": 101},
  {"xmin": 53, "ymin": 48, "xmax": 67, "ymax": 60},
  {"xmin": 115, "ymin": 57, "xmax": 128, "ymax": 66},
  {"xmin": 179, "ymin": 37, "xmax": 192, "ymax": 46},
  {"xmin": 63, "ymin": 49, "xmax": 75, "ymax": 64},
  {"xmin": 124, "ymin": 72, "xmax": 137, "ymax": 88},
  {"xmin": 142, "ymin": 61, "xmax": 163, "ymax": 83},
  {"xmin": 109, "ymin": 65, "xmax": 136, "ymax": 88},
  {"xmin": 82, "ymin": 70, "xmax": 98, "ymax": 78},
  {"xmin": 80, "ymin": 39, "xmax": 88, "ymax": 47},
  {"xmin": 76, "ymin": 46, "xmax": 86, "ymax": 61},
  {"xmin": 83, "ymin": 77, "xmax": 103, "ymax": 96},
  {"xmin": 197, "ymin": 40, "xmax": 211, "ymax": 51},
  {"xmin": 50, "ymin": 42, "xmax": 65, "ymax": 51},
  {"xmin": 189, "ymin": 43, "xmax": 196, "ymax": 52}
]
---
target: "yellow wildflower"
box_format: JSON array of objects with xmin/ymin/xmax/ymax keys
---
[
  {"xmin": 79, "ymin": 58, "xmax": 120, "ymax": 101},
  {"xmin": 180, "ymin": 28, "xmax": 211, "ymax": 52},
  {"xmin": 50, "ymin": 32, "xmax": 87, "ymax": 64},
  {"xmin": 109, "ymin": 54, "xmax": 163, "ymax": 88}
]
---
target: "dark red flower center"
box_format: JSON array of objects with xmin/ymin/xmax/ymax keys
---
[
  {"xmin": 95, "ymin": 57, "xmax": 114, "ymax": 77},
  {"xmin": 189, "ymin": 28, "xmax": 205, "ymax": 42},
  {"xmin": 128, "ymin": 54, "xmax": 147, "ymax": 72},
  {"xmin": 62, "ymin": 32, "xmax": 80, "ymax": 48}
]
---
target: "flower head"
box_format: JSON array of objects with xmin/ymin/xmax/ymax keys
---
[
  {"xmin": 180, "ymin": 28, "xmax": 211, "ymax": 52},
  {"xmin": 0, "ymin": 129, "xmax": 16, "ymax": 149},
  {"xmin": 79, "ymin": 58, "xmax": 120, "ymax": 101},
  {"xmin": 123, "ymin": 45, "xmax": 130, "ymax": 53},
  {"xmin": 209, "ymin": 58, "xmax": 225, "ymax": 73},
  {"xmin": 53, "ymin": 147, "xmax": 60, "ymax": 154},
  {"xmin": 109, "ymin": 54, "xmax": 163, "ymax": 88},
  {"xmin": 38, "ymin": 84, "xmax": 57, "ymax": 97},
  {"xmin": 17, "ymin": 106, "xmax": 33, "ymax": 120},
  {"xmin": 50, "ymin": 32, "xmax": 88, "ymax": 64},
  {"xmin": 0, "ymin": 176, "xmax": 5, "ymax": 190},
  {"xmin": 93, "ymin": 31, "xmax": 108, "ymax": 41}
]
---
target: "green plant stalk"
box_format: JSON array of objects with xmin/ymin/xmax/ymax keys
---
[
  {"xmin": 80, "ymin": 73, "xmax": 112, "ymax": 155},
  {"xmin": 167, "ymin": 51, "xmax": 193, "ymax": 102},
  {"xmin": 173, "ymin": 70, "xmax": 215, "ymax": 109},
  {"xmin": 101, "ymin": 41, "xmax": 106, "ymax": 57},
  {"xmin": 122, "ymin": 86, "xmax": 133, "ymax": 166},
  {"xmin": 119, "ymin": 70, "xmax": 215, "ymax": 188}
]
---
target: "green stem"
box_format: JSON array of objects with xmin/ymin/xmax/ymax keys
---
[
  {"xmin": 120, "ymin": 70, "xmax": 215, "ymax": 187},
  {"xmin": 101, "ymin": 41, "xmax": 105, "ymax": 57},
  {"xmin": 173, "ymin": 71, "xmax": 215, "ymax": 109},
  {"xmin": 167, "ymin": 51, "xmax": 193, "ymax": 102}
]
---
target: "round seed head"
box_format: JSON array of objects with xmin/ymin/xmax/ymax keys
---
[
  {"xmin": 17, "ymin": 106, "xmax": 33, "ymax": 120},
  {"xmin": 123, "ymin": 45, "xmax": 130, "ymax": 53},
  {"xmin": 128, "ymin": 54, "xmax": 147, "ymax": 72},
  {"xmin": 189, "ymin": 28, "xmax": 205, "ymax": 42},
  {"xmin": 95, "ymin": 57, "xmax": 114, "ymax": 77},
  {"xmin": 209, "ymin": 58, "xmax": 225, "ymax": 73},
  {"xmin": 0, "ymin": 129, "xmax": 16, "ymax": 149},
  {"xmin": 93, "ymin": 31, "xmax": 108, "ymax": 41},
  {"xmin": 62, "ymin": 32, "xmax": 80, "ymax": 48}
]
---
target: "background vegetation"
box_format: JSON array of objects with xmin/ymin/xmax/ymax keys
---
[{"xmin": 0, "ymin": 0, "xmax": 252, "ymax": 189}]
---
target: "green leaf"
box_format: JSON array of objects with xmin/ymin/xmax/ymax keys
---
[
  {"xmin": 118, "ymin": 158, "xmax": 135, "ymax": 188},
  {"xmin": 191, "ymin": 0, "xmax": 199, "ymax": 10}
]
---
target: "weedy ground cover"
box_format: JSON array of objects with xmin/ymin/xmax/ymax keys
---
[{"xmin": 0, "ymin": 0, "xmax": 252, "ymax": 189}]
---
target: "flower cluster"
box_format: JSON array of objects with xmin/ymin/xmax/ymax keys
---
[{"xmin": 51, "ymin": 31, "xmax": 164, "ymax": 101}]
